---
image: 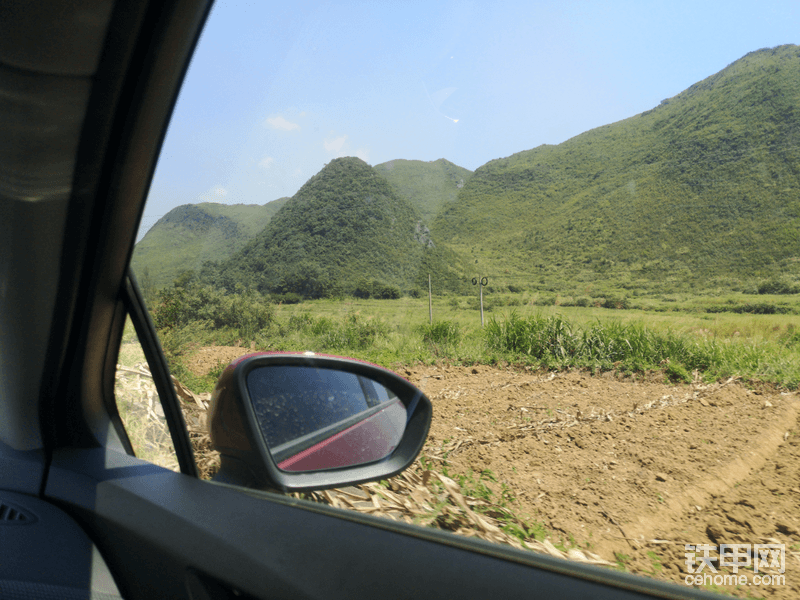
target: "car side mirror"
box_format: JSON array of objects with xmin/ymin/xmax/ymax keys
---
[{"xmin": 208, "ymin": 353, "xmax": 432, "ymax": 491}]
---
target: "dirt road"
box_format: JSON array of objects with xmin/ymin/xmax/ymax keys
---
[{"xmin": 188, "ymin": 347, "xmax": 800, "ymax": 597}]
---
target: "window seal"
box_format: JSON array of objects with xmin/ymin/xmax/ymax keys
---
[{"xmin": 123, "ymin": 268, "xmax": 198, "ymax": 477}]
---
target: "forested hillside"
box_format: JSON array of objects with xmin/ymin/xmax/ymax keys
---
[
  {"xmin": 132, "ymin": 198, "xmax": 289, "ymax": 287},
  {"xmin": 201, "ymin": 157, "xmax": 468, "ymax": 297},
  {"xmin": 137, "ymin": 45, "xmax": 800, "ymax": 297},
  {"xmin": 434, "ymin": 44, "xmax": 800, "ymax": 292},
  {"xmin": 373, "ymin": 158, "xmax": 472, "ymax": 224}
]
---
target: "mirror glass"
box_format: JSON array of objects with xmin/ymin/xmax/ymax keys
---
[{"xmin": 246, "ymin": 366, "xmax": 407, "ymax": 472}]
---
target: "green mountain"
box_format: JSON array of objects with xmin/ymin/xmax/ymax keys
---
[
  {"xmin": 373, "ymin": 158, "xmax": 472, "ymax": 224},
  {"xmin": 132, "ymin": 198, "xmax": 290, "ymax": 287},
  {"xmin": 204, "ymin": 157, "xmax": 467, "ymax": 297},
  {"xmin": 434, "ymin": 44, "xmax": 800, "ymax": 293}
]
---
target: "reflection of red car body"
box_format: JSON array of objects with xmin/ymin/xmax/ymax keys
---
[{"xmin": 278, "ymin": 398, "xmax": 407, "ymax": 471}]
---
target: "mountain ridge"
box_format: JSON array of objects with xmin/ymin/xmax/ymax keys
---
[
  {"xmin": 202, "ymin": 157, "xmax": 468, "ymax": 297},
  {"xmin": 433, "ymin": 44, "xmax": 800, "ymax": 292},
  {"xmin": 373, "ymin": 158, "xmax": 472, "ymax": 224},
  {"xmin": 132, "ymin": 198, "xmax": 290, "ymax": 287},
  {"xmin": 134, "ymin": 45, "xmax": 800, "ymax": 295}
]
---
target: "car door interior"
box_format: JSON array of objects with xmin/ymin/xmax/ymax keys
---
[{"xmin": 0, "ymin": 0, "xmax": 724, "ymax": 598}]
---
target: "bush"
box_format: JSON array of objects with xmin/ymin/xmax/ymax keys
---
[
  {"xmin": 373, "ymin": 283, "xmax": 401, "ymax": 299},
  {"xmin": 706, "ymin": 303, "xmax": 794, "ymax": 315},
  {"xmin": 757, "ymin": 279, "xmax": 799, "ymax": 295},
  {"xmin": 601, "ymin": 295, "xmax": 629, "ymax": 310},
  {"xmin": 351, "ymin": 279, "xmax": 400, "ymax": 299},
  {"xmin": 534, "ymin": 294, "xmax": 557, "ymax": 306},
  {"xmin": 352, "ymin": 279, "xmax": 372, "ymax": 299},
  {"xmin": 418, "ymin": 320, "xmax": 461, "ymax": 346},
  {"xmin": 273, "ymin": 292, "xmax": 302, "ymax": 304},
  {"xmin": 151, "ymin": 284, "xmax": 274, "ymax": 338},
  {"xmin": 314, "ymin": 314, "xmax": 388, "ymax": 350},
  {"xmin": 286, "ymin": 313, "xmax": 314, "ymax": 332}
]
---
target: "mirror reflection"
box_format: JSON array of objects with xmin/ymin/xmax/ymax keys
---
[{"xmin": 246, "ymin": 366, "xmax": 407, "ymax": 472}]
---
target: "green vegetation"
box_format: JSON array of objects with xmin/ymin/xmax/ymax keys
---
[
  {"xmin": 200, "ymin": 157, "xmax": 468, "ymax": 298},
  {"xmin": 434, "ymin": 45, "xmax": 800, "ymax": 294},
  {"xmin": 614, "ymin": 552, "xmax": 632, "ymax": 572},
  {"xmin": 374, "ymin": 158, "xmax": 472, "ymax": 224},
  {"xmin": 151, "ymin": 288, "xmax": 800, "ymax": 394},
  {"xmin": 132, "ymin": 198, "xmax": 289, "ymax": 287},
  {"xmin": 137, "ymin": 46, "xmax": 800, "ymax": 398},
  {"xmin": 135, "ymin": 46, "xmax": 800, "ymax": 302}
]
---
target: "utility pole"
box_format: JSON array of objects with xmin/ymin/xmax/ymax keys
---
[
  {"xmin": 428, "ymin": 274, "xmax": 433, "ymax": 325},
  {"xmin": 472, "ymin": 277, "xmax": 488, "ymax": 326}
]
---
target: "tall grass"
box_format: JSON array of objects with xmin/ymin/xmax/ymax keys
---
[
  {"xmin": 153, "ymin": 297, "xmax": 800, "ymax": 393},
  {"xmin": 418, "ymin": 320, "xmax": 461, "ymax": 344},
  {"xmin": 485, "ymin": 311, "xmax": 800, "ymax": 386}
]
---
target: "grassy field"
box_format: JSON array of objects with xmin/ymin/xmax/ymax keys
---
[{"xmin": 151, "ymin": 290, "xmax": 800, "ymax": 394}]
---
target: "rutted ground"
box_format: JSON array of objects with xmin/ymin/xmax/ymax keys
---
[
  {"xmin": 181, "ymin": 347, "xmax": 800, "ymax": 597},
  {"xmin": 403, "ymin": 364, "xmax": 800, "ymax": 598}
]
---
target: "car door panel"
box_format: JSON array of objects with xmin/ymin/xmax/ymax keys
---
[
  {"xmin": 0, "ymin": 489, "xmax": 122, "ymax": 599},
  {"xmin": 45, "ymin": 446, "xmax": 715, "ymax": 600},
  {"xmin": 0, "ymin": 443, "xmax": 45, "ymax": 496}
]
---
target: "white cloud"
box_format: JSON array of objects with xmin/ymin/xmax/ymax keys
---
[
  {"xmin": 258, "ymin": 156, "xmax": 274, "ymax": 169},
  {"xmin": 355, "ymin": 148, "xmax": 370, "ymax": 162},
  {"xmin": 324, "ymin": 134, "xmax": 348, "ymax": 155},
  {"xmin": 265, "ymin": 115, "xmax": 300, "ymax": 131}
]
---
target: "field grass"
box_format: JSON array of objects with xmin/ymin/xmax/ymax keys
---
[{"xmin": 153, "ymin": 293, "xmax": 800, "ymax": 394}]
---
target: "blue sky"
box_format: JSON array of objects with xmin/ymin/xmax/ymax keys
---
[{"xmin": 140, "ymin": 0, "xmax": 800, "ymax": 238}]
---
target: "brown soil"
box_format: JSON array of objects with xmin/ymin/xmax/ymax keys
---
[
  {"xmin": 184, "ymin": 344, "xmax": 256, "ymax": 376},
  {"xmin": 188, "ymin": 348, "xmax": 800, "ymax": 597}
]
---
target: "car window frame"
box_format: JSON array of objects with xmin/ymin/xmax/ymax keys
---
[{"xmin": 109, "ymin": 271, "xmax": 199, "ymax": 476}]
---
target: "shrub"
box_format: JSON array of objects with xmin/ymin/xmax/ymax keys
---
[
  {"xmin": 286, "ymin": 313, "xmax": 314, "ymax": 332},
  {"xmin": 418, "ymin": 320, "xmax": 461, "ymax": 346},
  {"xmin": 373, "ymin": 283, "xmax": 401, "ymax": 299},
  {"xmin": 273, "ymin": 292, "xmax": 302, "ymax": 304},
  {"xmin": 315, "ymin": 314, "xmax": 388, "ymax": 350},
  {"xmin": 706, "ymin": 303, "xmax": 794, "ymax": 315},
  {"xmin": 534, "ymin": 294, "xmax": 557, "ymax": 306},
  {"xmin": 352, "ymin": 279, "xmax": 372, "ymax": 299},
  {"xmin": 601, "ymin": 295, "xmax": 629, "ymax": 310},
  {"xmin": 151, "ymin": 284, "xmax": 274, "ymax": 338},
  {"xmin": 757, "ymin": 279, "xmax": 799, "ymax": 295}
]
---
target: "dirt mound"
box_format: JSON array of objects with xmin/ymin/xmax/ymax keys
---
[{"xmin": 184, "ymin": 345, "xmax": 254, "ymax": 376}]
